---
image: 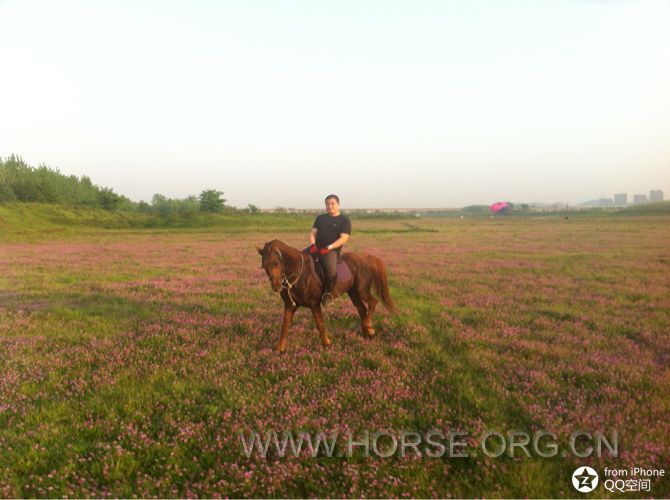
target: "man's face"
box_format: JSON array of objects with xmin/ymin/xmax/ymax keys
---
[{"xmin": 325, "ymin": 198, "xmax": 340, "ymax": 215}]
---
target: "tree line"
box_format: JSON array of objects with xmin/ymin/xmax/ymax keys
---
[{"xmin": 0, "ymin": 155, "xmax": 259, "ymax": 215}]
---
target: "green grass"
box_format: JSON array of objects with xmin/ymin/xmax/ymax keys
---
[
  {"xmin": 0, "ymin": 203, "xmax": 315, "ymax": 242},
  {"xmin": 0, "ymin": 209, "xmax": 668, "ymax": 497}
]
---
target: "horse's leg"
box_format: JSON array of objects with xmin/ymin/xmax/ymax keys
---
[
  {"xmin": 348, "ymin": 286, "xmax": 374, "ymax": 337},
  {"xmin": 310, "ymin": 305, "xmax": 331, "ymax": 348},
  {"xmin": 360, "ymin": 286, "xmax": 378, "ymax": 337},
  {"xmin": 276, "ymin": 305, "xmax": 297, "ymax": 353}
]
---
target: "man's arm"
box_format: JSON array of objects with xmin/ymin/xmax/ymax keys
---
[
  {"xmin": 327, "ymin": 217, "xmax": 352, "ymax": 250},
  {"xmin": 309, "ymin": 228, "xmax": 318, "ymax": 245},
  {"xmin": 326, "ymin": 233, "xmax": 350, "ymax": 251}
]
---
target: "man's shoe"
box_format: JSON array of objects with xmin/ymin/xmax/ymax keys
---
[{"xmin": 321, "ymin": 273, "xmax": 338, "ymax": 306}]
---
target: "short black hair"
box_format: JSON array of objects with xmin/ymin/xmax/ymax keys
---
[{"xmin": 325, "ymin": 194, "xmax": 340, "ymax": 203}]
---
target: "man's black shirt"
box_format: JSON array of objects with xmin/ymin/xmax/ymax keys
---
[{"xmin": 313, "ymin": 213, "xmax": 351, "ymax": 253}]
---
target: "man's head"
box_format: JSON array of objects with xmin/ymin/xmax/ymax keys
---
[{"xmin": 325, "ymin": 194, "xmax": 340, "ymax": 216}]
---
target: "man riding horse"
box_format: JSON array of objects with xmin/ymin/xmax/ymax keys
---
[
  {"xmin": 307, "ymin": 194, "xmax": 351, "ymax": 306},
  {"xmin": 257, "ymin": 198, "xmax": 393, "ymax": 351}
]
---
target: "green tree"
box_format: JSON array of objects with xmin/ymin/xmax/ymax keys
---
[
  {"xmin": 151, "ymin": 194, "xmax": 171, "ymax": 216},
  {"xmin": 178, "ymin": 195, "xmax": 199, "ymax": 215},
  {"xmin": 199, "ymin": 189, "xmax": 226, "ymax": 213},
  {"xmin": 137, "ymin": 200, "xmax": 152, "ymax": 213},
  {"xmin": 0, "ymin": 159, "xmax": 16, "ymax": 202},
  {"xmin": 97, "ymin": 187, "xmax": 122, "ymax": 210},
  {"xmin": 0, "ymin": 155, "xmax": 125, "ymax": 209}
]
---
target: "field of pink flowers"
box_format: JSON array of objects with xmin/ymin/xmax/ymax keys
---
[{"xmin": 0, "ymin": 216, "xmax": 668, "ymax": 497}]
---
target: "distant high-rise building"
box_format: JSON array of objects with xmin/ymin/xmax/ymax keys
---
[
  {"xmin": 614, "ymin": 193, "xmax": 628, "ymax": 206},
  {"xmin": 649, "ymin": 189, "xmax": 664, "ymax": 202},
  {"xmin": 633, "ymin": 194, "xmax": 647, "ymax": 204},
  {"xmin": 598, "ymin": 198, "xmax": 613, "ymax": 207}
]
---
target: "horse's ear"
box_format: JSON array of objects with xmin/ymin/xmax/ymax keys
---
[{"xmin": 256, "ymin": 245, "xmax": 264, "ymax": 256}]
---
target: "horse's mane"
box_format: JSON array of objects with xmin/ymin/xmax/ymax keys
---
[{"xmin": 266, "ymin": 239, "xmax": 302, "ymax": 258}]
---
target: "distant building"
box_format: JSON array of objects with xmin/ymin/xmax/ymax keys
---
[
  {"xmin": 598, "ymin": 198, "xmax": 613, "ymax": 207},
  {"xmin": 614, "ymin": 193, "xmax": 628, "ymax": 206},
  {"xmin": 633, "ymin": 194, "xmax": 647, "ymax": 204},
  {"xmin": 649, "ymin": 189, "xmax": 664, "ymax": 202}
]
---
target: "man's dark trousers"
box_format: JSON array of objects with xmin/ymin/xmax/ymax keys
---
[{"xmin": 320, "ymin": 251, "xmax": 338, "ymax": 295}]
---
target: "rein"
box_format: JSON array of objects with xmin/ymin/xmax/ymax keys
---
[{"xmin": 275, "ymin": 248, "xmax": 305, "ymax": 307}]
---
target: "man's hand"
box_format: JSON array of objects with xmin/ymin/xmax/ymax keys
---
[
  {"xmin": 318, "ymin": 246, "xmax": 330, "ymax": 256},
  {"xmin": 308, "ymin": 244, "xmax": 318, "ymax": 254}
]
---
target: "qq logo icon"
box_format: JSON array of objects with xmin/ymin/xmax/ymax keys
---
[{"xmin": 572, "ymin": 466, "xmax": 599, "ymax": 493}]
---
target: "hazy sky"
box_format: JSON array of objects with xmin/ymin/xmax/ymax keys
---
[{"xmin": 1, "ymin": 0, "xmax": 669, "ymax": 208}]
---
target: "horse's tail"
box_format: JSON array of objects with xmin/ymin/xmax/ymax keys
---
[{"xmin": 368, "ymin": 255, "xmax": 396, "ymax": 313}]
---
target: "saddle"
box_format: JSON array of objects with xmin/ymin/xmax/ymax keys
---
[{"xmin": 303, "ymin": 249, "xmax": 352, "ymax": 287}]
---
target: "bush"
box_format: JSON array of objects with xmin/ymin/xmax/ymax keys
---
[{"xmin": 0, "ymin": 155, "xmax": 127, "ymax": 209}]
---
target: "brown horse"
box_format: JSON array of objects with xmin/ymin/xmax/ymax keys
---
[{"xmin": 256, "ymin": 239, "xmax": 395, "ymax": 352}]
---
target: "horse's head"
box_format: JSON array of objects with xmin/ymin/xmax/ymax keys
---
[{"xmin": 256, "ymin": 241, "xmax": 284, "ymax": 292}]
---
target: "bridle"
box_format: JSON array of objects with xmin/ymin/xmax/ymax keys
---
[{"xmin": 274, "ymin": 247, "xmax": 305, "ymax": 307}]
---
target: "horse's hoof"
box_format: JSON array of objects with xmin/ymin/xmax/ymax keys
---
[
  {"xmin": 365, "ymin": 328, "xmax": 376, "ymax": 337},
  {"xmin": 275, "ymin": 343, "xmax": 286, "ymax": 353},
  {"xmin": 322, "ymin": 338, "xmax": 332, "ymax": 348}
]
